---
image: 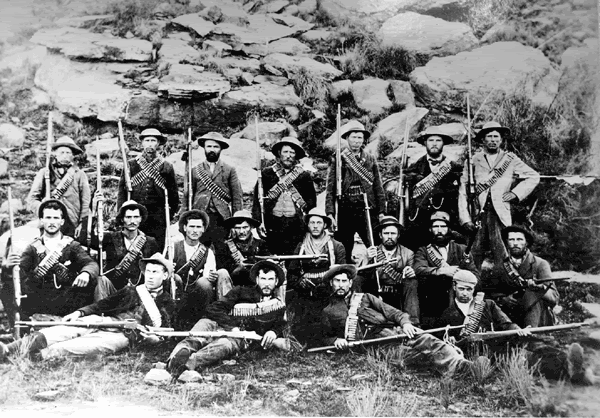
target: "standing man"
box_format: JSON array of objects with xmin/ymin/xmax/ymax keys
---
[
  {"xmin": 414, "ymin": 211, "xmax": 479, "ymax": 328},
  {"xmin": 27, "ymin": 136, "xmax": 91, "ymax": 237},
  {"xmin": 16, "ymin": 200, "xmax": 99, "ymax": 318},
  {"xmin": 325, "ymin": 121, "xmax": 386, "ymax": 263},
  {"xmin": 458, "ymin": 121, "xmax": 539, "ymax": 269},
  {"xmin": 404, "ymin": 127, "xmax": 463, "ymax": 250},
  {"xmin": 189, "ymin": 132, "xmax": 243, "ymax": 248},
  {"xmin": 253, "ymin": 137, "xmax": 316, "ymax": 255},
  {"xmin": 364, "ymin": 216, "xmax": 418, "ymax": 324},
  {"xmin": 497, "ymin": 225, "xmax": 559, "ymax": 327},
  {"xmin": 166, "ymin": 260, "xmax": 289, "ymax": 377},
  {"xmin": 117, "ymin": 128, "xmax": 179, "ymax": 249}
]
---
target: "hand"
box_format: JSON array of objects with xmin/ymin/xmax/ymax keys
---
[
  {"xmin": 74, "ymin": 223, "xmax": 82, "ymax": 238},
  {"xmin": 500, "ymin": 294, "xmax": 519, "ymax": 308},
  {"xmin": 2, "ymin": 253, "xmax": 20, "ymax": 269},
  {"xmin": 503, "ymin": 192, "xmax": 517, "ymax": 202},
  {"xmin": 463, "ymin": 222, "xmax": 476, "ymax": 233},
  {"xmin": 140, "ymin": 328, "xmax": 161, "ymax": 345},
  {"xmin": 402, "ymin": 323, "xmax": 422, "ymax": 339},
  {"xmin": 402, "ymin": 266, "xmax": 416, "ymax": 279},
  {"xmin": 258, "ymin": 223, "xmax": 268, "ymax": 239},
  {"xmin": 448, "ymin": 336, "xmax": 457, "ymax": 345},
  {"xmin": 261, "ymin": 330, "xmax": 277, "ymax": 349},
  {"xmin": 527, "ymin": 279, "xmax": 546, "ymax": 292},
  {"xmin": 93, "ymin": 190, "xmax": 105, "ymax": 206},
  {"xmin": 299, "ymin": 277, "xmax": 315, "ymax": 289},
  {"xmin": 207, "ymin": 270, "xmax": 219, "ymax": 284},
  {"xmin": 328, "ymin": 215, "xmax": 337, "ymax": 232},
  {"xmin": 63, "ymin": 311, "xmax": 83, "ymax": 321},
  {"xmin": 334, "ymin": 338, "xmax": 349, "ymax": 350},
  {"xmin": 438, "ymin": 266, "xmax": 460, "ymax": 277},
  {"xmin": 517, "ymin": 325, "xmax": 532, "ymax": 337},
  {"xmin": 378, "ymin": 213, "xmax": 385, "ymax": 221},
  {"xmin": 73, "ymin": 272, "xmax": 90, "ymax": 287},
  {"xmin": 366, "ymin": 245, "xmax": 378, "ymax": 260}
]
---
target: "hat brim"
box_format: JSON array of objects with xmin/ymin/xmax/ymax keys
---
[
  {"xmin": 416, "ymin": 133, "xmax": 454, "ymax": 146},
  {"xmin": 341, "ymin": 129, "xmax": 371, "ymax": 141},
  {"xmin": 38, "ymin": 199, "xmax": 68, "ymax": 219},
  {"xmin": 178, "ymin": 210, "xmax": 210, "ymax": 234},
  {"xmin": 198, "ymin": 137, "xmax": 230, "ymax": 150},
  {"xmin": 118, "ymin": 203, "xmax": 148, "ymax": 223},
  {"xmin": 304, "ymin": 213, "xmax": 332, "ymax": 229},
  {"xmin": 139, "ymin": 256, "xmax": 173, "ymax": 276},
  {"xmin": 501, "ymin": 225, "xmax": 534, "ymax": 245},
  {"xmin": 323, "ymin": 264, "xmax": 358, "ymax": 283},
  {"xmin": 52, "ymin": 143, "xmax": 83, "ymax": 155},
  {"xmin": 475, "ymin": 126, "xmax": 510, "ymax": 142},
  {"xmin": 375, "ymin": 221, "xmax": 403, "ymax": 234},
  {"xmin": 223, "ymin": 215, "xmax": 260, "ymax": 229},
  {"xmin": 140, "ymin": 133, "xmax": 167, "ymax": 145},
  {"xmin": 271, "ymin": 141, "xmax": 306, "ymax": 160},
  {"xmin": 249, "ymin": 260, "xmax": 285, "ymax": 287}
]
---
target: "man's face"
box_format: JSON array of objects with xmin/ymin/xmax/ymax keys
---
[
  {"xmin": 347, "ymin": 132, "xmax": 365, "ymax": 153},
  {"xmin": 142, "ymin": 137, "xmax": 160, "ymax": 154},
  {"xmin": 122, "ymin": 208, "xmax": 142, "ymax": 231},
  {"xmin": 204, "ymin": 140, "xmax": 222, "ymax": 163},
  {"xmin": 308, "ymin": 216, "xmax": 325, "ymax": 237},
  {"xmin": 144, "ymin": 263, "xmax": 167, "ymax": 290},
  {"xmin": 430, "ymin": 220, "xmax": 449, "ymax": 244},
  {"xmin": 507, "ymin": 232, "xmax": 528, "ymax": 258},
  {"xmin": 184, "ymin": 218, "xmax": 205, "ymax": 241},
  {"xmin": 41, "ymin": 208, "xmax": 64, "ymax": 235},
  {"xmin": 54, "ymin": 146, "xmax": 74, "ymax": 166},
  {"xmin": 380, "ymin": 225, "xmax": 399, "ymax": 249},
  {"xmin": 425, "ymin": 136, "xmax": 444, "ymax": 158},
  {"xmin": 279, "ymin": 145, "xmax": 297, "ymax": 169},
  {"xmin": 483, "ymin": 130, "xmax": 502, "ymax": 153},
  {"xmin": 331, "ymin": 273, "xmax": 352, "ymax": 297},
  {"xmin": 256, "ymin": 270, "xmax": 277, "ymax": 296},
  {"xmin": 454, "ymin": 283, "xmax": 475, "ymax": 304},
  {"xmin": 233, "ymin": 221, "xmax": 252, "ymax": 241}
]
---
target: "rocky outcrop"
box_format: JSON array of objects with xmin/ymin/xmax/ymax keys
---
[
  {"xmin": 363, "ymin": 107, "xmax": 429, "ymax": 156},
  {"xmin": 389, "ymin": 80, "xmax": 415, "ymax": 107},
  {"xmin": 236, "ymin": 121, "xmax": 292, "ymax": 145},
  {"xmin": 158, "ymin": 38, "xmax": 200, "ymax": 64},
  {"xmin": 409, "ymin": 41, "xmax": 560, "ymax": 111},
  {"xmin": 561, "ymin": 38, "xmax": 597, "ymax": 73},
  {"xmin": 158, "ymin": 64, "xmax": 231, "ymax": 100},
  {"xmin": 219, "ymin": 82, "xmax": 302, "ymax": 108},
  {"xmin": 0, "ymin": 123, "xmax": 26, "ymax": 148},
  {"xmin": 171, "ymin": 14, "xmax": 216, "ymax": 37},
  {"xmin": 351, "ymin": 79, "xmax": 392, "ymax": 116},
  {"xmin": 262, "ymin": 53, "xmax": 341, "ymax": 79},
  {"xmin": 378, "ymin": 12, "xmax": 477, "ymax": 59},
  {"xmin": 243, "ymin": 38, "xmax": 311, "ymax": 56}
]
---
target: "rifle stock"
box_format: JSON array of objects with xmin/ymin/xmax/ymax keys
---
[
  {"xmin": 463, "ymin": 323, "xmax": 587, "ymax": 343},
  {"xmin": 163, "ymin": 188, "xmax": 176, "ymax": 300},
  {"xmin": 148, "ymin": 330, "xmax": 263, "ymax": 340},
  {"xmin": 363, "ymin": 192, "xmax": 382, "ymax": 292},
  {"xmin": 45, "ymin": 113, "xmax": 53, "ymax": 199},
  {"xmin": 335, "ymin": 105, "xmax": 342, "ymax": 228},
  {"xmin": 118, "ymin": 120, "xmax": 132, "ymax": 201},
  {"xmin": 7, "ymin": 186, "xmax": 25, "ymax": 340},
  {"xmin": 255, "ymin": 115, "xmax": 266, "ymax": 225}
]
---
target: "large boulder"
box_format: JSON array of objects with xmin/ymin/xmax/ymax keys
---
[
  {"xmin": 84, "ymin": 137, "xmax": 121, "ymax": 159},
  {"xmin": 236, "ymin": 121, "xmax": 292, "ymax": 146},
  {"xmin": 0, "ymin": 123, "xmax": 26, "ymax": 148},
  {"xmin": 243, "ymin": 38, "xmax": 311, "ymax": 56},
  {"xmin": 0, "ymin": 220, "xmax": 41, "ymax": 257},
  {"xmin": 213, "ymin": 14, "xmax": 313, "ymax": 45},
  {"xmin": 30, "ymin": 27, "xmax": 153, "ymax": 62},
  {"xmin": 158, "ymin": 64, "xmax": 231, "ymax": 100},
  {"xmin": 409, "ymin": 41, "xmax": 560, "ymax": 111},
  {"xmin": 318, "ymin": 0, "xmax": 470, "ymax": 28},
  {"xmin": 378, "ymin": 12, "xmax": 477, "ymax": 59},
  {"xmin": 262, "ymin": 53, "xmax": 342, "ymax": 79},
  {"xmin": 158, "ymin": 38, "xmax": 200, "ymax": 64},
  {"xmin": 199, "ymin": 2, "xmax": 249, "ymax": 25},
  {"xmin": 171, "ymin": 14, "xmax": 216, "ymax": 37},
  {"xmin": 389, "ymin": 80, "xmax": 415, "ymax": 107},
  {"xmin": 561, "ymin": 38, "xmax": 598, "ymax": 73},
  {"xmin": 351, "ymin": 79, "xmax": 392, "ymax": 116},
  {"xmin": 363, "ymin": 107, "xmax": 429, "ymax": 156},
  {"xmin": 219, "ymin": 82, "xmax": 302, "ymax": 108}
]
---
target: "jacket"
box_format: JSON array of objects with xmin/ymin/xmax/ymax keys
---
[
  {"xmin": 216, "ymin": 236, "xmax": 270, "ymax": 273},
  {"xmin": 458, "ymin": 150, "xmax": 539, "ymax": 227},
  {"xmin": 414, "ymin": 240, "xmax": 480, "ymax": 280},
  {"xmin": 188, "ymin": 160, "xmax": 243, "ymax": 219},
  {"xmin": 287, "ymin": 236, "xmax": 346, "ymax": 288},
  {"xmin": 502, "ymin": 250, "xmax": 559, "ymax": 307},
  {"xmin": 438, "ymin": 298, "xmax": 519, "ymax": 338},
  {"xmin": 172, "ymin": 240, "xmax": 216, "ymax": 286},
  {"xmin": 374, "ymin": 244, "xmax": 414, "ymax": 286}
]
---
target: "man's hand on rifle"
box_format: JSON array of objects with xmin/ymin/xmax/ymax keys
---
[
  {"xmin": 366, "ymin": 245, "xmax": 378, "ymax": 260},
  {"xmin": 139, "ymin": 326, "xmax": 161, "ymax": 344},
  {"xmin": 258, "ymin": 223, "xmax": 268, "ymax": 239},
  {"xmin": 502, "ymin": 192, "xmax": 518, "ymax": 202},
  {"xmin": 299, "ymin": 277, "xmax": 316, "ymax": 289},
  {"xmin": 402, "ymin": 323, "xmax": 422, "ymax": 339},
  {"xmin": 63, "ymin": 311, "xmax": 83, "ymax": 321},
  {"xmin": 73, "ymin": 272, "xmax": 90, "ymax": 287},
  {"xmin": 500, "ymin": 294, "xmax": 519, "ymax": 308},
  {"xmin": 437, "ymin": 266, "xmax": 460, "ymax": 277},
  {"xmin": 2, "ymin": 253, "xmax": 20, "ymax": 269},
  {"xmin": 517, "ymin": 325, "xmax": 532, "ymax": 337},
  {"xmin": 402, "ymin": 266, "xmax": 416, "ymax": 279},
  {"xmin": 206, "ymin": 270, "xmax": 219, "ymax": 284},
  {"xmin": 328, "ymin": 214, "xmax": 337, "ymax": 232},
  {"xmin": 261, "ymin": 330, "xmax": 277, "ymax": 349},
  {"xmin": 378, "ymin": 213, "xmax": 385, "ymax": 222},
  {"xmin": 92, "ymin": 190, "xmax": 105, "ymax": 208},
  {"xmin": 526, "ymin": 279, "xmax": 547, "ymax": 292},
  {"xmin": 334, "ymin": 338, "xmax": 349, "ymax": 350}
]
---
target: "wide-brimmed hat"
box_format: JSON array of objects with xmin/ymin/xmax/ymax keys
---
[
  {"xmin": 249, "ymin": 260, "xmax": 285, "ymax": 287},
  {"xmin": 38, "ymin": 199, "xmax": 68, "ymax": 220},
  {"xmin": 475, "ymin": 121, "xmax": 510, "ymax": 142},
  {"xmin": 139, "ymin": 252, "xmax": 173, "ymax": 276},
  {"xmin": 416, "ymin": 126, "xmax": 454, "ymax": 145},
  {"xmin": 178, "ymin": 209, "xmax": 210, "ymax": 234},
  {"xmin": 323, "ymin": 264, "xmax": 358, "ymax": 283},
  {"xmin": 223, "ymin": 209, "xmax": 260, "ymax": 229},
  {"xmin": 304, "ymin": 207, "xmax": 332, "ymax": 229},
  {"xmin": 271, "ymin": 136, "xmax": 306, "ymax": 159},
  {"xmin": 139, "ymin": 128, "xmax": 167, "ymax": 145},
  {"xmin": 117, "ymin": 199, "xmax": 148, "ymax": 223},
  {"xmin": 501, "ymin": 225, "xmax": 534, "ymax": 246},
  {"xmin": 197, "ymin": 132, "xmax": 230, "ymax": 149},
  {"xmin": 375, "ymin": 215, "xmax": 402, "ymax": 233},
  {"xmin": 453, "ymin": 269, "xmax": 478, "ymax": 286},
  {"xmin": 51, "ymin": 136, "xmax": 83, "ymax": 155},
  {"xmin": 340, "ymin": 120, "xmax": 371, "ymax": 140},
  {"xmin": 430, "ymin": 211, "xmax": 451, "ymax": 225}
]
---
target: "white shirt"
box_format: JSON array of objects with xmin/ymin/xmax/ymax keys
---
[
  {"xmin": 183, "ymin": 241, "xmax": 216, "ymax": 279},
  {"xmin": 208, "ymin": 162, "xmax": 216, "ymax": 173},
  {"xmin": 44, "ymin": 235, "xmax": 65, "ymax": 253},
  {"xmin": 456, "ymin": 300, "xmax": 471, "ymax": 317},
  {"xmin": 383, "ymin": 248, "xmax": 395, "ymax": 260},
  {"xmin": 434, "ymin": 244, "xmax": 448, "ymax": 262}
]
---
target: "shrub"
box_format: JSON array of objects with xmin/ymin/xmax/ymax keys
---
[
  {"xmin": 466, "ymin": 0, "xmax": 519, "ymax": 37},
  {"xmin": 289, "ymin": 67, "xmax": 330, "ymax": 112},
  {"xmin": 498, "ymin": 348, "xmax": 538, "ymax": 406},
  {"xmin": 107, "ymin": 0, "xmax": 163, "ymax": 38}
]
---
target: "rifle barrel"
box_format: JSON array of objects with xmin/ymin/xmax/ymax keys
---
[
  {"xmin": 118, "ymin": 120, "xmax": 132, "ymax": 201},
  {"xmin": 45, "ymin": 113, "xmax": 53, "ymax": 199},
  {"xmin": 150, "ymin": 330, "xmax": 263, "ymax": 340},
  {"xmin": 16, "ymin": 320, "xmax": 138, "ymax": 329},
  {"xmin": 465, "ymin": 323, "xmax": 586, "ymax": 342},
  {"xmin": 187, "ymin": 127, "xmax": 193, "ymax": 210},
  {"xmin": 255, "ymin": 254, "xmax": 323, "ymax": 261},
  {"xmin": 7, "ymin": 186, "xmax": 24, "ymax": 340},
  {"xmin": 357, "ymin": 257, "xmax": 399, "ymax": 272},
  {"xmin": 255, "ymin": 115, "xmax": 266, "ymax": 225},
  {"xmin": 335, "ymin": 104, "xmax": 342, "ymax": 227}
]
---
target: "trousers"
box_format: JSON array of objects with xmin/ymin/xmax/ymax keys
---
[
  {"xmin": 471, "ymin": 199, "xmax": 508, "ymax": 271},
  {"xmin": 334, "ymin": 200, "xmax": 380, "ymax": 264}
]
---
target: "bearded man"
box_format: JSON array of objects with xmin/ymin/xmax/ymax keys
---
[
  {"xmin": 27, "ymin": 136, "xmax": 91, "ymax": 237},
  {"xmin": 414, "ymin": 211, "xmax": 479, "ymax": 328},
  {"xmin": 117, "ymin": 128, "xmax": 179, "ymax": 249},
  {"xmin": 253, "ymin": 137, "xmax": 316, "ymax": 255},
  {"xmin": 187, "ymin": 132, "xmax": 243, "ymax": 248}
]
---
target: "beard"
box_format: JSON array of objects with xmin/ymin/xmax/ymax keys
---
[
  {"xmin": 432, "ymin": 234, "xmax": 450, "ymax": 246},
  {"xmin": 206, "ymin": 151, "xmax": 219, "ymax": 162},
  {"xmin": 143, "ymin": 147, "xmax": 157, "ymax": 160},
  {"xmin": 509, "ymin": 246, "xmax": 526, "ymax": 258},
  {"xmin": 382, "ymin": 239, "xmax": 397, "ymax": 250}
]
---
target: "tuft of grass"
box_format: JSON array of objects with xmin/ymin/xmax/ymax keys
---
[
  {"xmin": 106, "ymin": 0, "xmax": 163, "ymax": 38},
  {"xmin": 498, "ymin": 347, "xmax": 538, "ymax": 406},
  {"xmin": 438, "ymin": 373, "xmax": 454, "ymax": 409},
  {"xmin": 470, "ymin": 355, "xmax": 495, "ymax": 387},
  {"xmin": 346, "ymin": 377, "xmax": 392, "ymax": 417},
  {"xmin": 465, "ymin": 0, "xmax": 518, "ymax": 38},
  {"xmin": 528, "ymin": 378, "xmax": 571, "ymax": 417},
  {"xmin": 289, "ymin": 67, "xmax": 330, "ymax": 112}
]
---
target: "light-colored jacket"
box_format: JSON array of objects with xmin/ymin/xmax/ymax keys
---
[{"xmin": 458, "ymin": 150, "xmax": 539, "ymax": 227}]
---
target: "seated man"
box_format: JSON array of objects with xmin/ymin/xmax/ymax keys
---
[
  {"xmin": 215, "ymin": 209, "xmax": 270, "ymax": 287},
  {"xmin": 414, "ymin": 211, "xmax": 479, "ymax": 328},
  {"xmin": 440, "ymin": 270, "xmax": 594, "ymax": 384},
  {"xmin": 321, "ymin": 264, "xmax": 470, "ymax": 375},
  {"xmin": 0, "ymin": 253, "xmax": 176, "ymax": 360},
  {"xmin": 173, "ymin": 210, "xmax": 232, "ymax": 330},
  {"xmin": 11, "ymin": 200, "xmax": 99, "ymax": 318},
  {"xmin": 364, "ymin": 215, "xmax": 418, "ymax": 324},
  {"xmin": 166, "ymin": 260, "xmax": 289, "ymax": 377}
]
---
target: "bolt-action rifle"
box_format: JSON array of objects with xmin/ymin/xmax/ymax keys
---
[
  {"xmin": 118, "ymin": 119, "xmax": 132, "ymax": 201},
  {"xmin": 363, "ymin": 192, "xmax": 382, "ymax": 292},
  {"xmin": 462, "ymin": 322, "xmax": 587, "ymax": 343},
  {"xmin": 7, "ymin": 186, "xmax": 26, "ymax": 339},
  {"xmin": 334, "ymin": 105, "xmax": 342, "ymax": 230},
  {"xmin": 44, "ymin": 113, "xmax": 53, "ymax": 199},
  {"xmin": 255, "ymin": 254, "xmax": 327, "ymax": 262},
  {"xmin": 183, "ymin": 127, "xmax": 193, "ymax": 210},
  {"xmin": 356, "ymin": 257, "xmax": 399, "ymax": 272},
  {"xmin": 255, "ymin": 115, "xmax": 266, "ymax": 226},
  {"xmin": 95, "ymin": 139, "xmax": 104, "ymax": 276},
  {"xmin": 396, "ymin": 115, "xmax": 410, "ymax": 226},
  {"xmin": 464, "ymin": 94, "xmax": 480, "ymax": 261}
]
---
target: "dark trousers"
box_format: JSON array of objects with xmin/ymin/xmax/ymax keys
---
[
  {"xmin": 141, "ymin": 211, "xmax": 166, "ymax": 250},
  {"xmin": 202, "ymin": 211, "xmax": 227, "ymax": 249},
  {"xmin": 334, "ymin": 200, "xmax": 380, "ymax": 263},
  {"xmin": 266, "ymin": 215, "xmax": 305, "ymax": 256},
  {"xmin": 471, "ymin": 199, "xmax": 508, "ymax": 271}
]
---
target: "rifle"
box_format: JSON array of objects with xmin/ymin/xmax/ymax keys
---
[
  {"xmin": 464, "ymin": 94, "xmax": 480, "ymax": 260},
  {"xmin": 463, "ymin": 322, "xmax": 587, "ymax": 343},
  {"xmin": 308, "ymin": 325, "xmax": 465, "ymax": 353},
  {"xmin": 7, "ymin": 186, "xmax": 26, "ymax": 340},
  {"xmin": 363, "ymin": 192, "xmax": 381, "ymax": 292},
  {"xmin": 519, "ymin": 174, "xmax": 599, "ymax": 186},
  {"xmin": 16, "ymin": 319, "xmax": 140, "ymax": 330},
  {"xmin": 163, "ymin": 188, "xmax": 176, "ymax": 300},
  {"xmin": 396, "ymin": 115, "xmax": 410, "ymax": 226},
  {"xmin": 255, "ymin": 115, "xmax": 266, "ymax": 226},
  {"xmin": 96, "ymin": 139, "xmax": 104, "ymax": 276},
  {"xmin": 356, "ymin": 257, "xmax": 399, "ymax": 272},
  {"xmin": 335, "ymin": 104, "xmax": 342, "ymax": 229},
  {"xmin": 147, "ymin": 330, "xmax": 263, "ymax": 340},
  {"xmin": 184, "ymin": 127, "xmax": 193, "ymax": 210},
  {"xmin": 118, "ymin": 119, "xmax": 132, "ymax": 201},
  {"xmin": 44, "ymin": 113, "xmax": 53, "ymax": 199},
  {"xmin": 254, "ymin": 254, "xmax": 327, "ymax": 262}
]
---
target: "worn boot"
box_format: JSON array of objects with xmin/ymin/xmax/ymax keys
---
[
  {"xmin": 167, "ymin": 347, "xmax": 191, "ymax": 377},
  {"xmin": 4, "ymin": 332, "xmax": 48, "ymax": 360},
  {"xmin": 568, "ymin": 343, "xmax": 596, "ymax": 385}
]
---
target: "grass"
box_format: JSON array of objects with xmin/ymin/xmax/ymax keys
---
[
  {"xmin": 498, "ymin": 347, "xmax": 538, "ymax": 406},
  {"xmin": 289, "ymin": 67, "xmax": 330, "ymax": 112},
  {"xmin": 465, "ymin": 0, "xmax": 518, "ymax": 37}
]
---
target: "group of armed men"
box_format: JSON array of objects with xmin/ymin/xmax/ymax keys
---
[{"xmin": 0, "ymin": 120, "xmax": 593, "ymax": 384}]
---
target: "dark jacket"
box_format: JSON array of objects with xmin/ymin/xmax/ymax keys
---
[
  {"xmin": 287, "ymin": 236, "xmax": 346, "ymax": 289},
  {"xmin": 206, "ymin": 286, "xmax": 287, "ymax": 337},
  {"xmin": 438, "ymin": 299, "xmax": 520, "ymax": 338},
  {"xmin": 187, "ymin": 160, "xmax": 243, "ymax": 219},
  {"xmin": 20, "ymin": 236, "xmax": 99, "ymax": 317},
  {"xmin": 414, "ymin": 240, "xmax": 480, "ymax": 279},
  {"xmin": 501, "ymin": 251, "xmax": 559, "ymax": 307},
  {"xmin": 325, "ymin": 151, "xmax": 386, "ymax": 216},
  {"xmin": 216, "ymin": 236, "xmax": 270, "ymax": 273}
]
